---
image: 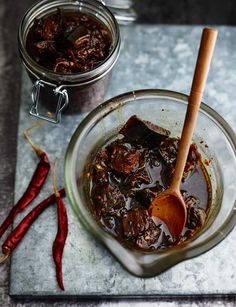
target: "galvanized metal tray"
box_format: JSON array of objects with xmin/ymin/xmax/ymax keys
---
[{"xmin": 10, "ymin": 25, "xmax": 236, "ymax": 298}]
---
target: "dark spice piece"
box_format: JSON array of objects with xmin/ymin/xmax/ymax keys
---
[
  {"xmin": 110, "ymin": 143, "xmax": 141, "ymax": 174},
  {"xmin": 91, "ymin": 182, "xmax": 125, "ymax": 217},
  {"xmin": 134, "ymin": 185, "xmax": 164, "ymax": 208},
  {"xmin": 186, "ymin": 200, "xmax": 206, "ymax": 230},
  {"xmin": 119, "ymin": 115, "xmax": 171, "ymax": 148},
  {"xmin": 136, "ymin": 224, "xmax": 161, "ymax": 249},
  {"xmin": 122, "ymin": 208, "xmax": 150, "ymax": 238},
  {"xmin": 160, "ymin": 139, "xmax": 201, "ymax": 184},
  {"xmin": 124, "ymin": 167, "xmax": 150, "ymax": 190}
]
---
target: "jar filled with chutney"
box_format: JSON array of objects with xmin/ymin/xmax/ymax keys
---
[{"xmin": 18, "ymin": 0, "xmax": 120, "ymax": 123}]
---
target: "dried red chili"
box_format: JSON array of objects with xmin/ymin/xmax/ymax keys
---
[
  {"xmin": 0, "ymin": 125, "xmax": 50, "ymax": 239},
  {"xmin": 52, "ymin": 159, "xmax": 68, "ymax": 291},
  {"xmin": 0, "ymin": 189, "xmax": 65, "ymax": 264}
]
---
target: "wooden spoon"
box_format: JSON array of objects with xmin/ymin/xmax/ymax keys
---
[{"xmin": 149, "ymin": 28, "xmax": 218, "ymax": 240}]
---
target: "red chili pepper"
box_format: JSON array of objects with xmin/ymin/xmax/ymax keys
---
[
  {"xmin": 0, "ymin": 125, "xmax": 50, "ymax": 239},
  {"xmin": 52, "ymin": 160, "xmax": 68, "ymax": 291},
  {"xmin": 0, "ymin": 189, "xmax": 65, "ymax": 264}
]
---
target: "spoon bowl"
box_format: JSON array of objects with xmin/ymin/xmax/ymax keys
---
[{"xmin": 149, "ymin": 190, "xmax": 186, "ymax": 241}]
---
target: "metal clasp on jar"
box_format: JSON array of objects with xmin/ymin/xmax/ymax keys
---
[{"xmin": 31, "ymin": 80, "xmax": 69, "ymax": 124}]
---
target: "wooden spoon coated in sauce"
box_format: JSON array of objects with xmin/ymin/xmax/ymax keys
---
[{"xmin": 149, "ymin": 28, "xmax": 218, "ymax": 241}]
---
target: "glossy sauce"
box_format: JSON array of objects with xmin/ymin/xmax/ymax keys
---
[
  {"xmin": 88, "ymin": 116, "xmax": 211, "ymax": 250},
  {"xmin": 26, "ymin": 10, "xmax": 112, "ymax": 74}
]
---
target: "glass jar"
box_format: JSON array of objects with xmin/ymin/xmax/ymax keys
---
[
  {"xmin": 64, "ymin": 89, "xmax": 236, "ymax": 277},
  {"xmin": 18, "ymin": 0, "xmax": 120, "ymax": 123}
]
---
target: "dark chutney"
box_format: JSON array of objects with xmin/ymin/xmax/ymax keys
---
[
  {"xmin": 26, "ymin": 10, "xmax": 112, "ymax": 74},
  {"xmin": 89, "ymin": 116, "xmax": 211, "ymax": 251}
]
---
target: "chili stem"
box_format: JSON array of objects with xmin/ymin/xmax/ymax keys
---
[
  {"xmin": 52, "ymin": 158, "xmax": 60, "ymax": 198},
  {"xmin": 0, "ymin": 247, "xmax": 10, "ymax": 264},
  {"xmin": 23, "ymin": 121, "xmax": 44, "ymax": 156}
]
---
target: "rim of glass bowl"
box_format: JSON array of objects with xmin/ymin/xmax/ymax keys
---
[
  {"xmin": 18, "ymin": 0, "xmax": 120, "ymax": 83},
  {"xmin": 64, "ymin": 89, "xmax": 236, "ymax": 273}
]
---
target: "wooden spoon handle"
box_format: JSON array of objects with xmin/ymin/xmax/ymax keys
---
[{"xmin": 171, "ymin": 28, "xmax": 217, "ymax": 191}]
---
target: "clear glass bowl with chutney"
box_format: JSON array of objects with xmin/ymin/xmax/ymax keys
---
[{"xmin": 64, "ymin": 89, "xmax": 236, "ymax": 277}]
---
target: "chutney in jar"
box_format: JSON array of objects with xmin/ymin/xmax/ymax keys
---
[
  {"xmin": 26, "ymin": 9, "xmax": 112, "ymax": 74},
  {"xmin": 20, "ymin": 3, "xmax": 120, "ymax": 115},
  {"xmin": 88, "ymin": 115, "xmax": 211, "ymax": 251}
]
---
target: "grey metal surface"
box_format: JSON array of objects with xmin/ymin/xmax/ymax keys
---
[{"xmin": 9, "ymin": 25, "xmax": 236, "ymax": 297}]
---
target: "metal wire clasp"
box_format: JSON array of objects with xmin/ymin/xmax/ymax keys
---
[{"xmin": 30, "ymin": 80, "xmax": 69, "ymax": 124}]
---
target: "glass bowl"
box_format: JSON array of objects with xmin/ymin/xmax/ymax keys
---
[{"xmin": 64, "ymin": 89, "xmax": 236, "ymax": 277}]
